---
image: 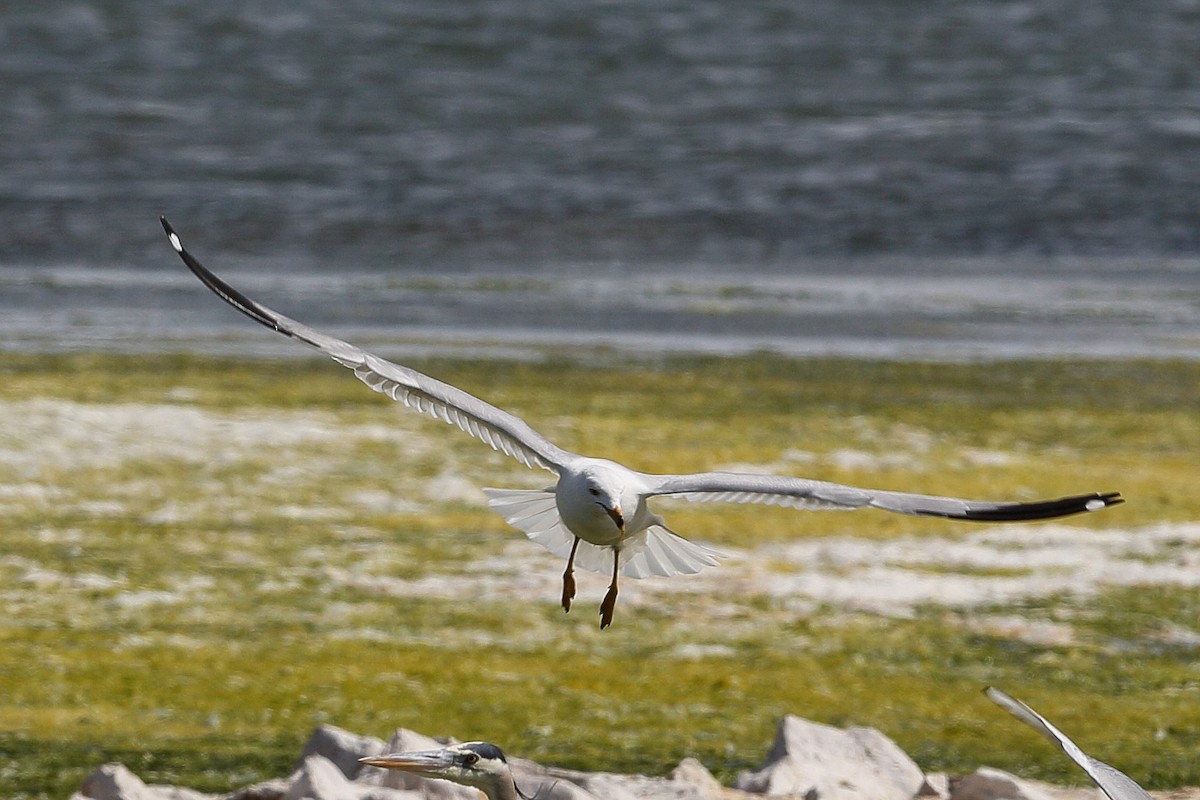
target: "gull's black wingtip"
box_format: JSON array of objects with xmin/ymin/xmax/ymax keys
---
[
  {"xmin": 1086, "ymin": 491, "xmax": 1124, "ymax": 513},
  {"xmin": 962, "ymin": 490, "xmax": 1124, "ymax": 522},
  {"xmin": 159, "ymin": 215, "xmax": 296, "ymax": 338},
  {"xmin": 160, "ymin": 215, "xmax": 184, "ymax": 253}
]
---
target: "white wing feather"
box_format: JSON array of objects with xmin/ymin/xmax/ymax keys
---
[
  {"xmin": 162, "ymin": 217, "xmax": 572, "ymax": 474},
  {"xmin": 648, "ymin": 472, "xmax": 1121, "ymax": 522},
  {"xmin": 622, "ymin": 525, "xmax": 721, "ymax": 578}
]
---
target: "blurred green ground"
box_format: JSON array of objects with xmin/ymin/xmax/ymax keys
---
[{"xmin": 0, "ymin": 352, "xmax": 1197, "ymax": 799}]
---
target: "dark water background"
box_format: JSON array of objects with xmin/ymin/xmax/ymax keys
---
[{"xmin": 1, "ymin": 1, "xmax": 1199, "ymax": 358}]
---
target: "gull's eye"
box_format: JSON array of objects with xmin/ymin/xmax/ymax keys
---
[{"xmin": 588, "ymin": 486, "xmax": 600, "ymax": 496}]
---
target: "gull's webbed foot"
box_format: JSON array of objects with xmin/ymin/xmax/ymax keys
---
[
  {"xmin": 561, "ymin": 569, "xmax": 576, "ymax": 613},
  {"xmin": 562, "ymin": 537, "xmax": 581, "ymax": 613},
  {"xmin": 599, "ymin": 548, "xmax": 621, "ymax": 629},
  {"xmin": 599, "ymin": 583, "xmax": 618, "ymax": 629}
]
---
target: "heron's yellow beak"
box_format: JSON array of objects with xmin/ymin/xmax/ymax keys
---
[{"xmin": 359, "ymin": 750, "xmax": 454, "ymax": 776}]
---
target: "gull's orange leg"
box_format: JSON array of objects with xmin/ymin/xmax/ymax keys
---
[
  {"xmin": 561, "ymin": 537, "xmax": 581, "ymax": 613},
  {"xmin": 599, "ymin": 549, "xmax": 620, "ymax": 629}
]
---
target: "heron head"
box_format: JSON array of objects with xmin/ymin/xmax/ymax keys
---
[{"xmin": 361, "ymin": 741, "xmax": 509, "ymax": 790}]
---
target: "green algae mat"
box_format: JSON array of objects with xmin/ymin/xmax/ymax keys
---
[{"xmin": 1, "ymin": 352, "xmax": 1197, "ymax": 798}]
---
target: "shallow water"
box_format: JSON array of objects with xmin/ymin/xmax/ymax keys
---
[
  {"xmin": 1, "ymin": 2, "xmax": 1198, "ymax": 358},
  {"xmin": 1, "ymin": 255, "xmax": 1196, "ymax": 359}
]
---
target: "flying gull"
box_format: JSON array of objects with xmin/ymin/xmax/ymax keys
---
[{"xmin": 161, "ymin": 217, "xmax": 1122, "ymax": 628}]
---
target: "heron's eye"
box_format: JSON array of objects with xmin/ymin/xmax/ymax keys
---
[{"xmin": 464, "ymin": 753, "xmax": 479, "ymax": 766}]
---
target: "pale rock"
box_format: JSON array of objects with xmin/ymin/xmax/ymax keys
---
[
  {"xmin": 670, "ymin": 758, "xmax": 724, "ymax": 797},
  {"xmin": 534, "ymin": 757, "xmax": 750, "ymax": 800},
  {"xmin": 71, "ymin": 718, "xmax": 1178, "ymax": 800},
  {"xmin": 919, "ymin": 773, "xmax": 951, "ymax": 800},
  {"xmin": 285, "ymin": 755, "xmax": 364, "ymax": 800},
  {"xmin": 75, "ymin": 763, "xmax": 169, "ymax": 800},
  {"xmin": 225, "ymin": 777, "xmax": 291, "ymax": 800},
  {"xmin": 155, "ymin": 788, "xmax": 217, "ymax": 800},
  {"xmin": 585, "ymin": 772, "xmax": 719, "ymax": 800},
  {"xmin": 282, "ymin": 753, "xmax": 418, "ymax": 800},
  {"xmin": 296, "ymin": 725, "xmax": 388, "ymax": 780},
  {"xmin": 735, "ymin": 715, "xmax": 925, "ymax": 800},
  {"xmin": 543, "ymin": 771, "xmax": 636, "ymax": 800},
  {"xmin": 358, "ymin": 790, "xmax": 428, "ymax": 800},
  {"xmin": 948, "ymin": 768, "xmax": 1065, "ymax": 800},
  {"xmin": 385, "ymin": 730, "xmax": 448, "ymax": 752}
]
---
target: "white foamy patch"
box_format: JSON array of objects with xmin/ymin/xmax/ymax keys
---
[
  {"xmin": 108, "ymin": 576, "xmax": 215, "ymax": 611},
  {"xmin": 35, "ymin": 527, "xmax": 84, "ymax": 544},
  {"xmin": 958, "ymin": 448, "xmax": 1016, "ymax": 467},
  {"xmin": 0, "ymin": 398, "xmax": 461, "ymax": 530},
  {"xmin": 327, "ymin": 572, "xmax": 416, "ymax": 597},
  {"xmin": 716, "ymin": 447, "xmax": 928, "ymax": 476},
  {"xmin": 317, "ymin": 541, "xmax": 565, "ymax": 603},
  {"xmin": 117, "ymin": 632, "xmax": 208, "ymax": 651},
  {"xmin": 423, "ymin": 469, "xmax": 487, "ymax": 506},
  {"xmin": 19, "ymin": 568, "xmax": 122, "ymax": 591},
  {"xmin": 143, "ymin": 501, "xmax": 207, "ymax": 525},
  {"xmin": 657, "ymin": 521, "xmax": 1200, "ymax": 616},
  {"xmin": 347, "ymin": 488, "xmax": 424, "ymax": 514},
  {"xmin": 0, "ymin": 398, "xmax": 439, "ymax": 472},
  {"xmin": 1151, "ymin": 622, "xmax": 1200, "ymax": 647},
  {"xmin": 327, "ymin": 627, "xmax": 398, "ymax": 643},
  {"xmin": 965, "ymin": 616, "xmax": 1078, "ymax": 647},
  {"xmin": 275, "ymin": 504, "xmax": 347, "ymax": 521},
  {"xmin": 825, "ymin": 448, "xmax": 918, "ymax": 471},
  {"xmin": 72, "ymin": 499, "xmax": 127, "ymax": 516},
  {"xmin": 326, "ymin": 520, "xmax": 1200, "ymax": 624},
  {"xmin": 0, "ymin": 554, "xmax": 39, "ymax": 572},
  {"xmin": 163, "ymin": 386, "xmax": 199, "ymax": 402},
  {"xmin": 0, "ymin": 483, "xmax": 64, "ymax": 502},
  {"xmin": 113, "ymin": 589, "xmax": 186, "ymax": 609},
  {"xmin": 173, "ymin": 575, "xmax": 217, "ymax": 591},
  {"xmin": 276, "ymin": 519, "xmax": 1200, "ymax": 633},
  {"xmin": 671, "ymin": 643, "xmax": 738, "ymax": 659},
  {"xmin": 258, "ymin": 577, "xmax": 303, "ymax": 593},
  {"xmin": 709, "ymin": 461, "xmax": 789, "ymax": 475}
]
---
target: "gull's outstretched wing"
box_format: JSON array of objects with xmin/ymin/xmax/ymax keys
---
[
  {"xmin": 645, "ymin": 472, "xmax": 1121, "ymax": 521},
  {"xmin": 985, "ymin": 687, "xmax": 1152, "ymax": 800},
  {"xmin": 161, "ymin": 217, "xmax": 573, "ymax": 474}
]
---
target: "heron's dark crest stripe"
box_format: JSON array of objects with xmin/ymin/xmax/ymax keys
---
[{"xmin": 464, "ymin": 742, "xmax": 507, "ymax": 763}]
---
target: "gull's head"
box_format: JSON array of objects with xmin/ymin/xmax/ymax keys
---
[
  {"xmin": 559, "ymin": 461, "xmax": 634, "ymax": 539},
  {"xmin": 582, "ymin": 469, "xmax": 625, "ymax": 533},
  {"xmin": 360, "ymin": 741, "xmax": 510, "ymax": 792}
]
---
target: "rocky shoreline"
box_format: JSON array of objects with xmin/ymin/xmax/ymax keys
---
[{"xmin": 68, "ymin": 714, "xmax": 1178, "ymax": 800}]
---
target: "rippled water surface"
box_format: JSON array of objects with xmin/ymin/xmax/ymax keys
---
[{"xmin": 1, "ymin": 2, "xmax": 1198, "ymax": 357}]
